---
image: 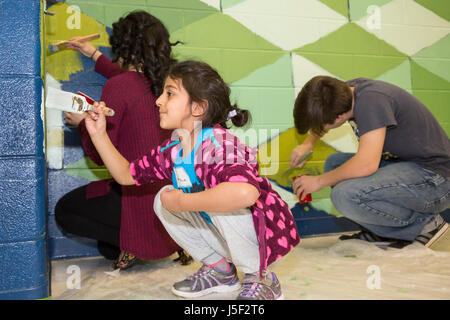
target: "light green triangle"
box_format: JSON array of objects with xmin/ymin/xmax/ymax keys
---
[
  {"xmin": 146, "ymin": 0, "xmax": 218, "ymax": 10},
  {"xmin": 411, "ymin": 60, "xmax": 450, "ymax": 123},
  {"xmin": 318, "ymin": 0, "xmax": 349, "ymax": 18},
  {"xmin": 232, "ymin": 54, "xmax": 293, "ymax": 87},
  {"xmin": 294, "ymin": 23, "xmax": 408, "ymax": 80},
  {"xmin": 222, "ymin": 0, "xmax": 248, "ymax": 9},
  {"xmin": 348, "ymin": 0, "xmax": 393, "ymax": 21},
  {"xmin": 67, "ymin": 0, "xmax": 218, "ymax": 32},
  {"xmin": 412, "ymin": 34, "xmax": 450, "ymax": 83},
  {"xmin": 64, "ymin": 157, "xmax": 112, "ymax": 181},
  {"xmin": 228, "ymin": 55, "xmax": 294, "ymax": 137},
  {"xmin": 376, "ymin": 59, "xmax": 412, "ymax": 93},
  {"xmin": 171, "ymin": 12, "xmax": 284, "ymax": 83},
  {"xmin": 414, "ymin": 0, "xmax": 450, "ymax": 21}
]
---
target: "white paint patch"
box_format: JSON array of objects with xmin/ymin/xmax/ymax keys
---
[{"xmin": 45, "ymin": 72, "xmax": 65, "ymax": 170}]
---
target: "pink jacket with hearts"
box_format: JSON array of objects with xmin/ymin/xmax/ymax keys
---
[{"xmin": 130, "ymin": 124, "xmax": 300, "ymax": 275}]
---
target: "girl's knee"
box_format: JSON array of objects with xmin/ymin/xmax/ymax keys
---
[{"xmin": 153, "ymin": 185, "xmax": 175, "ymax": 218}]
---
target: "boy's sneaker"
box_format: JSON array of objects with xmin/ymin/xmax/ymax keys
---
[
  {"xmin": 172, "ymin": 263, "xmax": 240, "ymax": 298},
  {"xmin": 415, "ymin": 221, "xmax": 450, "ymax": 251},
  {"xmin": 236, "ymin": 271, "xmax": 283, "ymax": 300},
  {"xmin": 339, "ymin": 229, "xmax": 411, "ymax": 249}
]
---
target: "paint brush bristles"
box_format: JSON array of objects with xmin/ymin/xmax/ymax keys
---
[{"xmin": 48, "ymin": 33, "xmax": 100, "ymax": 53}]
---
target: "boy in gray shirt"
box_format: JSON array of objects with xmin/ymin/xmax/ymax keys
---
[{"xmin": 290, "ymin": 76, "xmax": 450, "ymax": 250}]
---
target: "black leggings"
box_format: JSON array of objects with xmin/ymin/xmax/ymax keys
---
[{"xmin": 54, "ymin": 183, "xmax": 122, "ymax": 260}]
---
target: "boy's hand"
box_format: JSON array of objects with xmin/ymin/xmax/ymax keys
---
[
  {"xmin": 160, "ymin": 188, "xmax": 185, "ymax": 213},
  {"xmin": 292, "ymin": 175, "xmax": 323, "ymax": 201},
  {"xmin": 85, "ymin": 101, "xmax": 107, "ymax": 138},
  {"xmin": 290, "ymin": 143, "xmax": 313, "ymax": 168}
]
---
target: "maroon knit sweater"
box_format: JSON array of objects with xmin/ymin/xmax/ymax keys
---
[{"xmin": 78, "ymin": 54, "xmax": 180, "ymax": 259}]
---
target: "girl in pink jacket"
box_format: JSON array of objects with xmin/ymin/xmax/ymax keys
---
[{"xmin": 83, "ymin": 60, "xmax": 300, "ymax": 300}]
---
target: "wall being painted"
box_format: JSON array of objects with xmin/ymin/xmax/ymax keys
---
[
  {"xmin": 44, "ymin": 1, "xmax": 450, "ymax": 259},
  {"xmin": 0, "ymin": 0, "xmax": 49, "ymax": 299}
]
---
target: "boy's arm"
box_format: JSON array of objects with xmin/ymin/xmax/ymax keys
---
[
  {"xmin": 319, "ymin": 126, "xmax": 385, "ymax": 186},
  {"xmin": 294, "ymin": 127, "xmax": 385, "ymax": 198}
]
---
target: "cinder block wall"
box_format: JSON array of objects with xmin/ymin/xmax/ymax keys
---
[
  {"xmin": 43, "ymin": 1, "xmax": 449, "ymax": 259},
  {"xmin": 0, "ymin": 0, "xmax": 49, "ymax": 299}
]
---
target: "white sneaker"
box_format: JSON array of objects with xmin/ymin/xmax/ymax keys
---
[{"xmin": 415, "ymin": 222, "xmax": 450, "ymax": 251}]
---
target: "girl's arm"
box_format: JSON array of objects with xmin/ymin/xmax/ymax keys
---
[
  {"xmin": 94, "ymin": 54, "xmax": 123, "ymax": 79},
  {"xmin": 162, "ymin": 182, "xmax": 259, "ymax": 214},
  {"xmin": 66, "ymin": 39, "xmax": 122, "ymax": 78},
  {"xmin": 84, "ymin": 102, "xmax": 135, "ymax": 185},
  {"xmin": 78, "ymin": 76, "xmax": 128, "ymax": 166}
]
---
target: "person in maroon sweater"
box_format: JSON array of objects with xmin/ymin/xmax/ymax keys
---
[{"xmin": 55, "ymin": 11, "xmax": 191, "ymax": 269}]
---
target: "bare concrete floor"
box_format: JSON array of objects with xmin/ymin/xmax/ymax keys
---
[{"xmin": 51, "ymin": 235, "xmax": 450, "ymax": 300}]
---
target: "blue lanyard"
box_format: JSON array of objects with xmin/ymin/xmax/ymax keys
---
[{"xmin": 172, "ymin": 128, "xmax": 214, "ymax": 223}]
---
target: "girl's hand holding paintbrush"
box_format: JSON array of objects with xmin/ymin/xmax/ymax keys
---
[
  {"xmin": 84, "ymin": 101, "xmax": 108, "ymax": 139},
  {"xmin": 66, "ymin": 37, "xmax": 102, "ymax": 61}
]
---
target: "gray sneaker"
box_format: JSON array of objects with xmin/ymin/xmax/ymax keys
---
[
  {"xmin": 237, "ymin": 271, "xmax": 283, "ymax": 300},
  {"xmin": 172, "ymin": 263, "xmax": 240, "ymax": 298}
]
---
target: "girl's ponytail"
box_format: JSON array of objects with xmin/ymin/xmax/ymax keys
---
[{"xmin": 229, "ymin": 103, "xmax": 251, "ymax": 128}]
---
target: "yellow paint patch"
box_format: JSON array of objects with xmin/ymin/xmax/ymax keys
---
[
  {"xmin": 45, "ymin": 2, "xmax": 109, "ymax": 81},
  {"xmin": 258, "ymin": 127, "xmax": 337, "ymax": 188}
]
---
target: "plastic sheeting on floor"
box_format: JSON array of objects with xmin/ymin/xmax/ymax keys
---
[{"xmin": 51, "ymin": 235, "xmax": 450, "ymax": 300}]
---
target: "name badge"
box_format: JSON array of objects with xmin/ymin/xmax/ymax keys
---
[{"xmin": 174, "ymin": 167, "xmax": 193, "ymax": 188}]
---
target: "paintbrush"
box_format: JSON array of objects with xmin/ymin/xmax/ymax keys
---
[
  {"xmin": 48, "ymin": 33, "xmax": 100, "ymax": 53},
  {"xmin": 46, "ymin": 86, "xmax": 115, "ymax": 116},
  {"xmin": 281, "ymin": 151, "xmax": 313, "ymax": 177}
]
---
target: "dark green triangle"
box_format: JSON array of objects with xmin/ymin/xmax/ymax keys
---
[
  {"xmin": 171, "ymin": 12, "xmax": 285, "ymax": 83},
  {"xmin": 411, "ymin": 60, "xmax": 450, "ymax": 123},
  {"xmin": 414, "ymin": 0, "xmax": 450, "ymax": 21},
  {"xmin": 293, "ymin": 23, "xmax": 407, "ymax": 80},
  {"xmin": 318, "ymin": 0, "xmax": 349, "ymax": 18}
]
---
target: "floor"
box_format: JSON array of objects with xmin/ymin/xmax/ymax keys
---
[{"xmin": 51, "ymin": 234, "xmax": 450, "ymax": 300}]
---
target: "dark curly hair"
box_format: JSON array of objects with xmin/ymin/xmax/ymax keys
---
[
  {"xmin": 109, "ymin": 11, "xmax": 180, "ymax": 96},
  {"xmin": 168, "ymin": 60, "xmax": 251, "ymax": 129}
]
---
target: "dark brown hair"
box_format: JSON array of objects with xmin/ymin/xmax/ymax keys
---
[
  {"xmin": 109, "ymin": 11, "xmax": 180, "ymax": 96},
  {"xmin": 293, "ymin": 76, "xmax": 353, "ymax": 136},
  {"xmin": 168, "ymin": 60, "xmax": 251, "ymax": 129}
]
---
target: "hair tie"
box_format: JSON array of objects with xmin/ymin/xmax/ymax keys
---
[
  {"xmin": 227, "ymin": 109, "xmax": 237, "ymax": 120},
  {"xmin": 90, "ymin": 49, "xmax": 98, "ymax": 59}
]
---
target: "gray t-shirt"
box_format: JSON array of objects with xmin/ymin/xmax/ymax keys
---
[{"xmin": 346, "ymin": 78, "xmax": 450, "ymax": 178}]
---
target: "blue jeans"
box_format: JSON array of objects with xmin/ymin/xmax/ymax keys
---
[{"xmin": 325, "ymin": 153, "xmax": 450, "ymax": 241}]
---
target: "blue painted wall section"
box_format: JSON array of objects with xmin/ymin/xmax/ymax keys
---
[
  {"xmin": 0, "ymin": 0, "xmax": 49, "ymax": 299},
  {"xmin": 47, "ymin": 45, "xmax": 111, "ymax": 260}
]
